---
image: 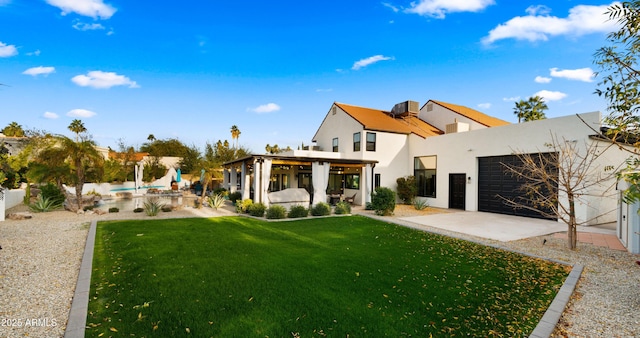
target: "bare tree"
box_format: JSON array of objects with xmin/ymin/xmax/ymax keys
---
[{"xmin": 499, "ymin": 134, "xmax": 622, "ymax": 249}]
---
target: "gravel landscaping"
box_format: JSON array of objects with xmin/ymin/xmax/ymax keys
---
[{"xmin": 0, "ymin": 203, "xmax": 638, "ymax": 337}]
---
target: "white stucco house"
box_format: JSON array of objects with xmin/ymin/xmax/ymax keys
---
[{"xmin": 223, "ymin": 98, "xmax": 630, "ymax": 230}]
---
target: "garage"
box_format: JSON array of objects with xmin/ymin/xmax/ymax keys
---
[{"xmin": 478, "ymin": 154, "xmax": 557, "ymax": 220}]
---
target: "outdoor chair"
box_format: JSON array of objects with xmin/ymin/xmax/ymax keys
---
[{"xmin": 345, "ymin": 192, "xmax": 356, "ymax": 204}]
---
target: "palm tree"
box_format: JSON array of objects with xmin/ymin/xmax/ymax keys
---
[
  {"xmin": 513, "ymin": 96, "xmax": 548, "ymax": 123},
  {"xmin": 523, "ymin": 96, "xmax": 548, "ymax": 122},
  {"xmin": 513, "ymin": 100, "xmax": 529, "ymax": 123},
  {"xmin": 230, "ymin": 125, "xmax": 241, "ymax": 149},
  {"xmin": 2, "ymin": 121, "xmax": 25, "ymax": 137},
  {"xmin": 147, "ymin": 134, "xmax": 156, "ymax": 142},
  {"xmin": 68, "ymin": 119, "xmax": 87, "ymax": 142},
  {"xmin": 29, "ymin": 132, "xmax": 103, "ymax": 211}
]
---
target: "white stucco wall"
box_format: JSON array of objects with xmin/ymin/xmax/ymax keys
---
[
  {"xmin": 312, "ymin": 104, "xmax": 413, "ymax": 192},
  {"xmin": 409, "ymin": 111, "xmax": 624, "ymax": 225}
]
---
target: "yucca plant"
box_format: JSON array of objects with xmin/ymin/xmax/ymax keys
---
[
  {"xmin": 143, "ymin": 197, "xmax": 165, "ymax": 216},
  {"xmin": 413, "ymin": 199, "xmax": 429, "ymax": 210},
  {"xmin": 208, "ymin": 193, "xmax": 226, "ymax": 210},
  {"xmin": 29, "ymin": 195, "xmax": 63, "ymax": 213}
]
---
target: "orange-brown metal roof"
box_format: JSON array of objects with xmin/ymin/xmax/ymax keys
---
[
  {"xmin": 430, "ymin": 100, "xmax": 510, "ymax": 127},
  {"xmin": 335, "ymin": 102, "xmax": 443, "ymax": 138}
]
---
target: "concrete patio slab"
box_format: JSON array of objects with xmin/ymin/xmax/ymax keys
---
[{"xmin": 400, "ymin": 211, "xmax": 566, "ymax": 242}]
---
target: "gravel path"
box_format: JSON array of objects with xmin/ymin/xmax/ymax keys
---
[{"xmin": 1, "ymin": 203, "xmax": 638, "ymax": 337}]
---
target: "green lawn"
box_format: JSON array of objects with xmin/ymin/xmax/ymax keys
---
[{"xmin": 87, "ymin": 216, "xmax": 568, "ymax": 337}]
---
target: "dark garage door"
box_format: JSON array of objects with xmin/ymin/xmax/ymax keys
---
[{"xmin": 478, "ymin": 155, "xmax": 557, "ymax": 220}]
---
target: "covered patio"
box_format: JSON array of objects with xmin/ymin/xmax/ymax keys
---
[{"xmin": 222, "ymin": 153, "xmax": 377, "ymax": 207}]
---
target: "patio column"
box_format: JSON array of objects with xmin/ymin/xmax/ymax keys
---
[
  {"xmin": 241, "ymin": 162, "xmax": 251, "ymax": 200},
  {"xmin": 261, "ymin": 158, "xmax": 272, "ymax": 207},
  {"xmin": 312, "ymin": 161, "xmax": 330, "ymax": 205},
  {"xmin": 364, "ymin": 163, "xmax": 373, "ymax": 204},
  {"xmin": 229, "ymin": 165, "xmax": 237, "ymax": 193},
  {"xmin": 253, "ymin": 159, "xmax": 261, "ymax": 204},
  {"xmin": 223, "ymin": 168, "xmax": 229, "ymax": 191}
]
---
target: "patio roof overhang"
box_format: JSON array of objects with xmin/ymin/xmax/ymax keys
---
[{"xmin": 222, "ymin": 154, "xmax": 378, "ymax": 168}]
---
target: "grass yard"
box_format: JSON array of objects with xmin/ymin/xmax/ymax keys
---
[{"xmin": 86, "ymin": 215, "xmax": 568, "ymax": 337}]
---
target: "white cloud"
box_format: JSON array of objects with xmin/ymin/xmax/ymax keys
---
[
  {"xmin": 43, "ymin": 111, "xmax": 59, "ymax": 119},
  {"xmin": 26, "ymin": 49, "xmax": 41, "ymax": 56},
  {"xmin": 249, "ymin": 103, "xmax": 281, "ymax": 114},
  {"xmin": 534, "ymin": 90, "xmax": 567, "ymax": 101},
  {"xmin": 535, "ymin": 76, "xmax": 552, "ymax": 84},
  {"xmin": 482, "ymin": 3, "xmax": 618, "ymax": 45},
  {"xmin": 352, "ymin": 55, "xmax": 394, "ymax": 70},
  {"xmin": 382, "ymin": 2, "xmax": 399, "ymax": 13},
  {"xmin": 0, "ymin": 41, "xmax": 18, "ymax": 57},
  {"xmin": 45, "ymin": 0, "xmax": 116, "ymax": 19},
  {"xmin": 73, "ymin": 21, "xmax": 105, "ymax": 31},
  {"xmin": 72, "ymin": 70, "xmax": 139, "ymax": 89},
  {"xmin": 67, "ymin": 108, "xmax": 96, "ymax": 118},
  {"xmin": 477, "ymin": 103, "xmax": 491, "ymax": 109},
  {"xmin": 316, "ymin": 88, "xmax": 333, "ymax": 92},
  {"xmin": 23, "ymin": 66, "xmax": 56, "ymax": 76},
  {"xmin": 405, "ymin": 0, "xmax": 495, "ymax": 19},
  {"xmin": 503, "ymin": 96, "xmax": 520, "ymax": 102},
  {"xmin": 549, "ymin": 67, "xmax": 595, "ymax": 82}
]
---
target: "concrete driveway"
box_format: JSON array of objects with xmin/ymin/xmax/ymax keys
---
[{"xmin": 399, "ymin": 211, "xmax": 566, "ymax": 242}]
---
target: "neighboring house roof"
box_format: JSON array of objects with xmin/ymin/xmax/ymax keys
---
[
  {"xmin": 429, "ymin": 100, "xmax": 510, "ymax": 127},
  {"xmin": 333, "ymin": 102, "xmax": 443, "ymax": 138}
]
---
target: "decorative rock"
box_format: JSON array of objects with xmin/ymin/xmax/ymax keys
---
[{"xmin": 6, "ymin": 212, "xmax": 33, "ymax": 220}]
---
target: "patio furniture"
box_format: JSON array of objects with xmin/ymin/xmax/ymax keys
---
[
  {"xmin": 345, "ymin": 192, "xmax": 357, "ymax": 204},
  {"xmin": 268, "ymin": 188, "xmax": 310, "ymax": 209}
]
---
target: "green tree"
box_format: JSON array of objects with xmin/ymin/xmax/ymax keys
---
[
  {"xmin": 230, "ymin": 125, "xmax": 241, "ymax": 150},
  {"xmin": 29, "ymin": 126, "xmax": 104, "ymax": 211},
  {"xmin": 594, "ymin": 1, "xmax": 640, "ymax": 203},
  {"xmin": 178, "ymin": 144, "xmax": 202, "ymax": 173},
  {"xmin": 513, "ymin": 96, "xmax": 548, "ymax": 123},
  {"xmin": 2, "ymin": 121, "xmax": 25, "ymax": 137},
  {"xmin": 68, "ymin": 119, "xmax": 87, "ymax": 142}
]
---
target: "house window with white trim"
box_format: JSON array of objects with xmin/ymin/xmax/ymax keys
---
[
  {"xmin": 415, "ymin": 156, "xmax": 436, "ymax": 197},
  {"xmin": 332, "ymin": 138, "xmax": 339, "ymax": 152},
  {"xmin": 366, "ymin": 132, "xmax": 376, "ymax": 151},
  {"xmin": 353, "ymin": 132, "xmax": 361, "ymax": 152}
]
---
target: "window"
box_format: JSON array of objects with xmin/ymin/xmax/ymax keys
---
[
  {"xmin": 415, "ymin": 156, "xmax": 436, "ymax": 197},
  {"xmin": 366, "ymin": 132, "xmax": 376, "ymax": 151},
  {"xmin": 345, "ymin": 174, "xmax": 359, "ymax": 189},
  {"xmin": 332, "ymin": 138, "xmax": 339, "ymax": 152},
  {"xmin": 374, "ymin": 174, "xmax": 381, "ymax": 189},
  {"xmin": 353, "ymin": 132, "xmax": 361, "ymax": 152},
  {"xmin": 269, "ymin": 174, "xmax": 289, "ymax": 192},
  {"xmin": 298, "ymin": 173, "xmax": 313, "ymax": 194}
]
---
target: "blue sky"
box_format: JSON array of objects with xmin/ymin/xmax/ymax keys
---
[{"xmin": 0, "ymin": 0, "xmax": 620, "ymax": 153}]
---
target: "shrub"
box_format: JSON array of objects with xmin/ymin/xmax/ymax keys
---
[
  {"xmin": 208, "ymin": 193, "xmax": 226, "ymax": 210},
  {"xmin": 288, "ymin": 205, "xmax": 309, "ymax": 218},
  {"xmin": 83, "ymin": 205, "xmax": 95, "ymax": 211},
  {"xmin": 371, "ymin": 187, "xmax": 396, "ymax": 216},
  {"xmin": 22, "ymin": 184, "xmax": 31, "ymax": 205},
  {"xmin": 334, "ymin": 201, "xmax": 351, "ymax": 215},
  {"xmin": 133, "ymin": 208, "xmax": 144, "ymax": 213},
  {"xmin": 266, "ymin": 205, "xmax": 287, "ymax": 219},
  {"xmin": 143, "ymin": 197, "xmax": 164, "ymax": 216},
  {"xmin": 248, "ymin": 203, "xmax": 266, "ymax": 217},
  {"xmin": 108, "ymin": 207, "xmax": 119, "ymax": 213},
  {"xmin": 228, "ymin": 191, "xmax": 242, "ymax": 204},
  {"xmin": 40, "ymin": 183, "xmax": 66, "ymax": 206},
  {"xmin": 413, "ymin": 198, "xmax": 429, "ymax": 210},
  {"xmin": 365, "ymin": 202, "xmax": 374, "ymax": 210},
  {"xmin": 161, "ymin": 206, "xmax": 173, "ymax": 212},
  {"xmin": 396, "ymin": 176, "xmax": 417, "ymax": 204},
  {"xmin": 213, "ymin": 187, "xmax": 228, "ymax": 196},
  {"xmin": 311, "ymin": 202, "xmax": 331, "ymax": 216},
  {"xmin": 29, "ymin": 195, "xmax": 63, "ymax": 213},
  {"xmin": 236, "ymin": 199, "xmax": 253, "ymax": 213}
]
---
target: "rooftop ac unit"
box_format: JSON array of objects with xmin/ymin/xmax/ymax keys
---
[{"xmin": 391, "ymin": 100, "xmax": 419, "ymax": 117}]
